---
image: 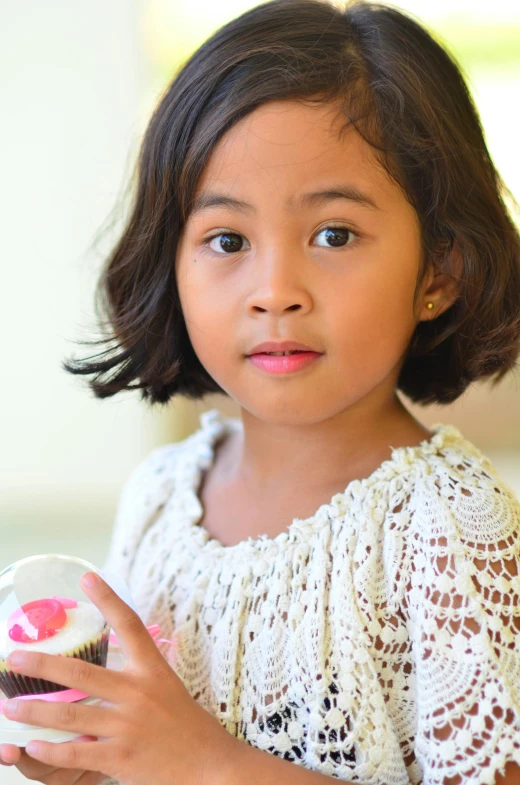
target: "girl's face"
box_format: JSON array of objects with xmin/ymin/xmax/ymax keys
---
[{"xmin": 176, "ymin": 100, "xmax": 437, "ymax": 424}]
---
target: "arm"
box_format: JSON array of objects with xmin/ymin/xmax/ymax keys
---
[
  {"xmin": 410, "ymin": 468, "xmax": 520, "ymax": 785},
  {"xmin": 216, "ymin": 737, "xmax": 351, "ymax": 785}
]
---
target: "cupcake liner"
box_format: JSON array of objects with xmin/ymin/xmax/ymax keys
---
[{"xmin": 0, "ymin": 622, "xmax": 109, "ymax": 699}]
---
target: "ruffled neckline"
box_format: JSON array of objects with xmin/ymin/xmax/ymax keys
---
[{"xmin": 175, "ymin": 408, "xmax": 465, "ymax": 555}]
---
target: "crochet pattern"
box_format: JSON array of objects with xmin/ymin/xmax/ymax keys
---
[{"xmin": 101, "ymin": 409, "xmax": 520, "ymax": 785}]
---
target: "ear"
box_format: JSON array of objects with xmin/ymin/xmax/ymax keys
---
[{"xmin": 418, "ymin": 239, "xmax": 463, "ymax": 322}]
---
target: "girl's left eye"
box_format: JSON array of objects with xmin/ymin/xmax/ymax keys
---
[{"xmin": 201, "ymin": 224, "xmax": 358, "ymax": 255}]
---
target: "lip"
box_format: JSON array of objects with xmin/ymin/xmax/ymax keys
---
[
  {"xmin": 247, "ymin": 351, "xmax": 322, "ymax": 374},
  {"xmin": 246, "ymin": 340, "xmax": 322, "ymax": 355}
]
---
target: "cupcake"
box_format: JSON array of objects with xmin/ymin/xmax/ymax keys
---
[{"xmin": 0, "ymin": 596, "xmax": 109, "ymax": 699}]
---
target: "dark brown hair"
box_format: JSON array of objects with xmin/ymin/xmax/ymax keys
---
[{"xmin": 63, "ymin": 0, "xmax": 520, "ymax": 405}]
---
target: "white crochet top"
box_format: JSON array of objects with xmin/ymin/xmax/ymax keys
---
[{"xmin": 101, "ymin": 408, "xmax": 520, "ymax": 785}]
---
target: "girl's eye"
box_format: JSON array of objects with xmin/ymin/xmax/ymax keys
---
[
  {"xmin": 313, "ymin": 225, "xmax": 357, "ymax": 249},
  {"xmin": 204, "ymin": 232, "xmax": 248, "ymax": 255},
  {"xmin": 201, "ymin": 224, "xmax": 357, "ymax": 255}
]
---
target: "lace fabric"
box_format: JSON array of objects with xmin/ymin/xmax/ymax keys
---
[{"xmin": 100, "ymin": 409, "xmax": 520, "ymax": 785}]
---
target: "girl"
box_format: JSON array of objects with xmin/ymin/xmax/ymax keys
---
[{"xmin": 3, "ymin": 0, "xmax": 520, "ymax": 782}]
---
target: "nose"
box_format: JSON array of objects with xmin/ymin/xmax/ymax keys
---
[{"xmin": 244, "ymin": 249, "xmax": 313, "ymax": 315}]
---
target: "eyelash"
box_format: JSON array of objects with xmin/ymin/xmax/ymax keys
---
[{"xmin": 200, "ymin": 224, "xmax": 359, "ymax": 255}]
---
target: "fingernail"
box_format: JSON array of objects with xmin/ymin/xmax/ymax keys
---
[
  {"xmin": 4, "ymin": 700, "xmax": 18, "ymax": 717},
  {"xmin": 7, "ymin": 652, "xmax": 25, "ymax": 667},
  {"xmin": 81, "ymin": 572, "xmax": 100, "ymax": 588},
  {"xmin": 26, "ymin": 742, "xmax": 40, "ymax": 756}
]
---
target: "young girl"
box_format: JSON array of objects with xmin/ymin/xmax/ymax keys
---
[{"xmin": 3, "ymin": 0, "xmax": 520, "ymax": 782}]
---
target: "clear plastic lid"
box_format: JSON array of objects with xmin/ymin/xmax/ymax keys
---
[{"xmin": 0, "ymin": 554, "xmax": 107, "ymax": 654}]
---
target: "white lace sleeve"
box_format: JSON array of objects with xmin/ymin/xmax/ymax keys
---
[{"xmin": 413, "ymin": 462, "xmax": 520, "ymax": 785}]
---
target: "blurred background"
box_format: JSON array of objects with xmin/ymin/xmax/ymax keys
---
[{"xmin": 1, "ymin": 0, "xmax": 519, "ymax": 776}]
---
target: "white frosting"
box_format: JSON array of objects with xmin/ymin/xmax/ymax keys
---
[{"xmin": 0, "ymin": 601, "xmax": 107, "ymax": 658}]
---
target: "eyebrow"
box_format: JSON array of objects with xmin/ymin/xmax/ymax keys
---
[{"xmin": 189, "ymin": 184, "xmax": 381, "ymax": 217}]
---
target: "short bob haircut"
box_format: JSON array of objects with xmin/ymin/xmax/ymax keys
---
[{"xmin": 64, "ymin": 0, "xmax": 520, "ymax": 406}]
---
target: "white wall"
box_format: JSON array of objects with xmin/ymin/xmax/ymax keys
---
[
  {"xmin": 0, "ymin": 5, "xmax": 170, "ymax": 779},
  {"xmin": 0, "ymin": 0, "xmax": 173, "ymax": 587}
]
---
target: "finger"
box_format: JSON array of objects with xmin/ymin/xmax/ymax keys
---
[
  {"xmin": 80, "ymin": 572, "xmax": 160, "ymax": 664},
  {"xmin": 8, "ymin": 748, "xmax": 57, "ymax": 779},
  {"xmin": 5, "ymin": 651, "xmax": 125, "ymax": 703},
  {"xmin": 25, "ymin": 739, "xmax": 107, "ymax": 772},
  {"xmin": 0, "ymin": 743, "xmax": 21, "ymax": 765},
  {"xmin": 0, "ymin": 737, "xmax": 95, "ymax": 771},
  {"xmin": 3, "ymin": 698, "xmax": 120, "ymax": 738}
]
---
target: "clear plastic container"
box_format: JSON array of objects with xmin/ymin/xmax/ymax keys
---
[{"xmin": 0, "ymin": 554, "xmax": 128, "ymax": 746}]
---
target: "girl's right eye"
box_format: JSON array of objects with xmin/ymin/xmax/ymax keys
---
[{"xmin": 203, "ymin": 232, "xmax": 249, "ymax": 255}]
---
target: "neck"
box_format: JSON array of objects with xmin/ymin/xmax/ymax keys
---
[{"xmin": 224, "ymin": 393, "xmax": 430, "ymax": 493}]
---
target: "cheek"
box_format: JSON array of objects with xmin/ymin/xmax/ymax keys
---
[
  {"xmin": 177, "ymin": 271, "xmax": 234, "ymax": 361},
  {"xmin": 329, "ymin": 268, "xmax": 418, "ymax": 362},
  {"xmin": 176, "ymin": 261, "xmax": 208, "ymax": 322}
]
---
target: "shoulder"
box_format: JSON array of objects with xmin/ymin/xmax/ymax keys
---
[
  {"xmin": 102, "ymin": 442, "xmax": 181, "ymax": 579},
  {"xmin": 408, "ymin": 424, "xmax": 520, "ymax": 544},
  {"xmin": 117, "ymin": 442, "xmax": 182, "ymax": 511},
  {"xmin": 403, "ymin": 426, "xmax": 520, "ymax": 649},
  {"xmin": 399, "ymin": 426, "xmax": 520, "ymax": 618},
  {"xmin": 118, "ymin": 415, "xmax": 215, "ymax": 507},
  {"xmin": 115, "ymin": 406, "xmax": 232, "ymax": 523},
  {"xmin": 102, "ymin": 421, "xmax": 210, "ymax": 579},
  {"xmin": 358, "ymin": 423, "xmax": 519, "ymax": 542}
]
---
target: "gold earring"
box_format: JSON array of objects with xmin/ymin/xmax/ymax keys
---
[{"xmin": 426, "ymin": 301, "xmax": 434, "ymax": 310}]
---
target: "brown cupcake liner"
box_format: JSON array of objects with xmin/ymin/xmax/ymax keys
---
[{"xmin": 0, "ymin": 622, "xmax": 110, "ymax": 699}]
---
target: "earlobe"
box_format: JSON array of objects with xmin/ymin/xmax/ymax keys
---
[{"xmin": 421, "ymin": 239, "xmax": 463, "ymax": 319}]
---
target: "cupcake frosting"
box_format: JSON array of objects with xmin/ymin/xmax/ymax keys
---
[{"xmin": 0, "ymin": 600, "xmax": 107, "ymax": 657}]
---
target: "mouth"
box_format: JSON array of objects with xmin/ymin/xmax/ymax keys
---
[
  {"xmin": 246, "ymin": 350, "xmax": 323, "ymax": 374},
  {"xmin": 247, "ymin": 350, "xmax": 319, "ymax": 356}
]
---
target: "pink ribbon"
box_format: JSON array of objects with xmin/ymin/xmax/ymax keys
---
[
  {"xmin": 0, "ymin": 624, "xmax": 176, "ymax": 716},
  {"xmin": 109, "ymin": 624, "xmax": 175, "ymax": 648}
]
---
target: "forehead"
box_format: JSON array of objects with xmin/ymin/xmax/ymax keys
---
[{"xmin": 194, "ymin": 99, "xmax": 396, "ymax": 202}]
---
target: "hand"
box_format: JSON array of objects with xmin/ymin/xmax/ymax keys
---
[{"xmin": 1, "ymin": 572, "xmax": 241, "ymax": 785}]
